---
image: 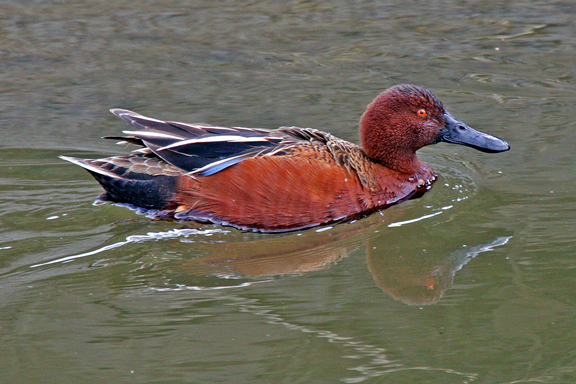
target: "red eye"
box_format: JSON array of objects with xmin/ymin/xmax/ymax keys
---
[{"xmin": 417, "ymin": 109, "xmax": 427, "ymax": 117}]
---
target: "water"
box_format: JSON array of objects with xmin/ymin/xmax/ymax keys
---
[{"xmin": 1, "ymin": 1, "xmax": 576, "ymax": 382}]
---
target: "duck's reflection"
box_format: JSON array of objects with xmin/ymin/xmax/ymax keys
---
[
  {"xmin": 180, "ymin": 227, "xmax": 353, "ymax": 276},
  {"xmin": 179, "ymin": 213, "xmax": 511, "ymax": 305}
]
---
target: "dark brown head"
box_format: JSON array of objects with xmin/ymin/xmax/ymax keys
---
[{"xmin": 360, "ymin": 84, "xmax": 509, "ymax": 174}]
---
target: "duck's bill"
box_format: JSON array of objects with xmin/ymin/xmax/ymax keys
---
[{"xmin": 441, "ymin": 112, "xmax": 510, "ymax": 153}]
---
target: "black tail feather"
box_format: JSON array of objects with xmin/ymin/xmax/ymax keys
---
[{"xmin": 87, "ymin": 170, "xmax": 177, "ymax": 210}]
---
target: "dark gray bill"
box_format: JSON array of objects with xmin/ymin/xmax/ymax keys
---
[{"xmin": 441, "ymin": 112, "xmax": 510, "ymax": 153}]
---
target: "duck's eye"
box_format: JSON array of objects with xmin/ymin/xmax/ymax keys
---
[{"xmin": 417, "ymin": 109, "xmax": 427, "ymax": 117}]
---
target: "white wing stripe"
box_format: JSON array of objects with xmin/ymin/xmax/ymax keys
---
[
  {"xmin": 122, "ymin": 130, "xmax": 185, "ymax": 140},
  {"xmin": 158, "ymin": 135, "xmax": 278, "ymax": 151}
]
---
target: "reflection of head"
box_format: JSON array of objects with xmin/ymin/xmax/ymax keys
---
[
  {"xmin": 366, "ymin": 236, "xmax": 512, "ymax": 305},
  {"xmin": 367, "ymin": 254, "xmax": 452, "ymax": 305}
]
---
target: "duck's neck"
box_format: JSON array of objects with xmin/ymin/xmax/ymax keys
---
[
  {"xmin": 360, "ymin": 125, "xmax": 422, "ymax": 175},
  {"xmin": 367, "ymin": 146, "xmax": 420, "ymax": 175},
  {"xmin": 365, "ymin": 146, "xmax": 436, "ymax": 192}
]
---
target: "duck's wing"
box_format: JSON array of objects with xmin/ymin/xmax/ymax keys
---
[
  {"xmin": 108, "ymin": 109, "xmax": 362, "ymax": 178},
  {"xmin": 109, "ymin": 109, "xmax": 289, "ymax": 176}
]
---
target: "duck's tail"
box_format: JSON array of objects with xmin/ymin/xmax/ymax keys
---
[{"xmin": 59, "ymin": 155, "xmax": 178, "ymax": 210}]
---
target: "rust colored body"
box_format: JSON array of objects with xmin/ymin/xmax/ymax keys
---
[{"xmin": 173, "ymin": 149, "xmax": 434, "ymax": 231}]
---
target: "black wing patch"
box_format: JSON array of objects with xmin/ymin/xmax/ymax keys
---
[{"xmin": 109, "ymin": 109, "xmax": 285, "ymax": 174}]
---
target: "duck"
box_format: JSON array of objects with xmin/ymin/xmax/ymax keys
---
[{"xmin": 61, "ymin": 84, "xmax": 509, "ymax": 232}]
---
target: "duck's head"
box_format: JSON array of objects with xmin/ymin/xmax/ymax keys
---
[{"xmin": 360, "ymin": 84, "xmax": 510, "ymax": 174}]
